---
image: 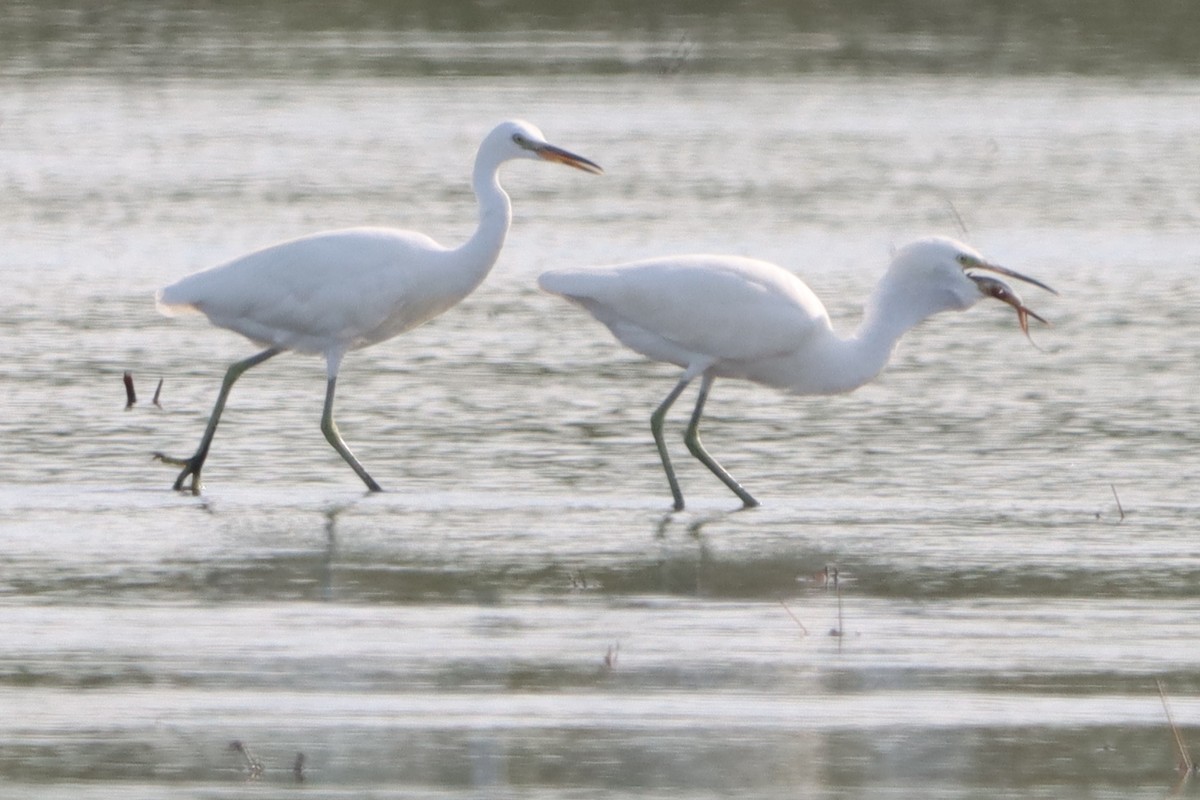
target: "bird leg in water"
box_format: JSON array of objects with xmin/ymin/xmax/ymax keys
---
[
  {"xmin": 153, "ymin": 347, "xmax": 281, "ymax": 494},
  {"xmin": 650, "ymin": 373, "xmax": 761, "ymax": 511},
  {"xmin": 684, "ymin": 373, "xmax": 760, "ymax": 509},
  {"xmin": 650, "ymin": 377, "xmax": 692, "ymax": 511},
  {"xmin": 320, "ymin": 375, "xmax": 383, "ymax": 492},
  {"xmin": 970, "ymin": 274, "xmax": 1051, "ymax": 345}
]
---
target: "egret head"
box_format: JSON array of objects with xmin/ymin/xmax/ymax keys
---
[
  {"xmin": 884, "ymin": 236, "xmax": 1055, "ymax": 340},
  {"xmin": 483, "ymin": 119, "xmax": 603, "ymax": 174}
]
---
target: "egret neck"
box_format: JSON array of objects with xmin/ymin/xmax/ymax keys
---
[
  {"xmin": 445, "ymin": 146, "xmax": 514, "ymax": 300},
  {"xmin": 836, "ymin": 271, "xmax": 959, "ymax": 393}
]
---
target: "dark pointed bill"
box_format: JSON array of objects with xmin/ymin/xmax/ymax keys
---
[
  {"xmin": 970, "ymin": 274, "xmax": 1050, "ymax": 343},
  {"xmin": 536, "ymin": 143, "xmax": 604, "ymax": 175}
]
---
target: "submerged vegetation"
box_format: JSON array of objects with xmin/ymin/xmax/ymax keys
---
[{"xmin": 2, "ymin": 0, "xmax": 1199, "ymax": 76}]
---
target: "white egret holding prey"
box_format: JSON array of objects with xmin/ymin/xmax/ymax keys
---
[
  {"xmin": 539, "ymin": 237, "xmax": 1055, "ymax": 510},
  {"xmin": 156, "ymin": 120, "xmax": 602, "ymax": 494}
]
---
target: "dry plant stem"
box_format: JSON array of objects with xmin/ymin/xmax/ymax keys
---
[
  {"xmin": 836, "ymin": 583, "xmax": 844, "ymax": 636},
  {"xmin": 944, "ymin": 196, "xmax": 969, "ymax": 238},
  {"xmin": 603, "ymin": 642, "xmax": 619, "ymax": 670},
  {"xmin": 229, "ymin": 740, "xmax": 264, "ymax": 781},
  {"xmin": 1157, "ymin": 679, "xmax": 1194, "ymax": 774},
  {"xmin": 1111, "ymin": 484, "xmax": 1125, "ymax": 521},
  {"xmin": 778, "ymin": 599, "xmax": 809, "ymax": 635}
]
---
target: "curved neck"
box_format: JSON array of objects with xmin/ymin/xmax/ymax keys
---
[
  {"xmin": 449, "ymin": 152, "xmax": 512, "ymax": 294},
  {"xmin": 837, "ymin": 275, "xmax": 942, "ymax": 391},
  {"xmin": 802, "ymin": 279, "xmax": 930, "ymax": 394}
]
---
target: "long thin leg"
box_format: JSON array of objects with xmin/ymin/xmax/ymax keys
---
[
  {"xmin": 156, "ymin": 347, "xmax": 281, "ymax": 494},
  {"xmin": 684, "ymin": 373, "xmax": 760, "ymax": 508},
  {"xmin": 320, "ymin": 375, "xmax": 383, "ymax": 492},
  {"xmin": 651, "ymin": 376, "xmax": 693, "ymax": 511}
]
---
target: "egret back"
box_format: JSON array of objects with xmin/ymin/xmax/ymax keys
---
[
  {"xmin": 539, "ymin": 255, "xmax": 830, "ymax": 368},
  {"xmin": 156, "ymin": 227, "xmax": 470, "ymax": 355}
]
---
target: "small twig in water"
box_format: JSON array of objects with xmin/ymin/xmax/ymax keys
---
[
  {"xmin": 1157, "ymin": 679, "xmax": 1195, "ymax": 776},
  {"xmin": 603, "ymin": 642, "xmax": 620, "ymax": 671},
  {"xmin": 944, "ymin": 196, "xmax": 969, "ymax": 238},
  {"xmin": 830, "ymin": 570, "xmax": 845, "ymax": 639},
  {"xmin": 832, "ymin": 594, "xmax": 844, "ymax": 637},
  {"xmin": 229, "ymin": 740, "xmax": 264, "ymax": 781},
  {"xmin": 778, "ymin": 599, "xmax": 809, "ymax": 636},
  {"xmin": 293, "ymin": 752, "xmax": 306, "ymax": 783},
  {"xmin": 1111, "ymin": 484, "xmax": 1125, "ymax": 522},
  {"xmin": 152, "ymin": 377, "xmax": 164, "ymax": 408},
  {"xmin": 123, "ymin": 372, "xmax": 136, "ymax": 409}
]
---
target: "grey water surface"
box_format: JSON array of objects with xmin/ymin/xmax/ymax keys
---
[{"xmin": 2, "ymin": 25, "xmax": 1200, "ymax": 800}]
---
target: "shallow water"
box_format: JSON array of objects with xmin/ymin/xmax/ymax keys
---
[{"xmin": 2, "ymin": 44, "xmax": 1200, "ymax": 799}]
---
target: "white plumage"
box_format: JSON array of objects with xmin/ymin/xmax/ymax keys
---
[
  {"xmin": 156, "ymin": 120, "xmax": 601, "ymax": 494},
  {"xmin": 540, "ymin": 237, "xmax": 1055, "ymax": 510},
  {"xmin": 158, "ymin": 228, "xmax": 457, "ymax": 354},
  {"xmin": 540, "ymin": 254, "xmax": 827, "ymax": 371}
]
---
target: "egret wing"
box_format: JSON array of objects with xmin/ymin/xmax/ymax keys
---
[
  {"xmin": 540, "ymin": 255, "xmax": 830, "ymax": 364},
  {"xmin": 158, "ymin": 228, "xmax": 444, "ymax": 352}
]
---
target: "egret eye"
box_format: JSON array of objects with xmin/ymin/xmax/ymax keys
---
[{"xmin": 512, "ymin": 133, "xmax": 527, "ymax": 147}]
